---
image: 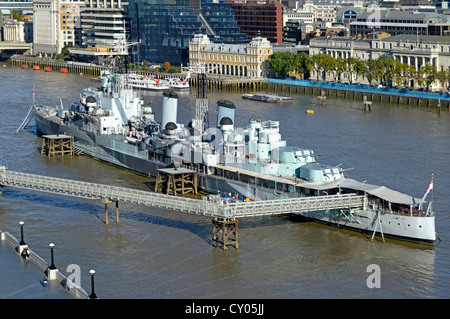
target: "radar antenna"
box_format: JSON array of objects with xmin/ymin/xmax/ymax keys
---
[{"xmin": 188, "ymin": 62, "xmax": 216, "ymax": 134}]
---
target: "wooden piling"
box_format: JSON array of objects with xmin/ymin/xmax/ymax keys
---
[
  {"xmin": 116, "ymin": 201, "xmax": 119, "ymax": 223},
  {"xmin": 101, "ymin": 198, "xmax": 119, "ymax": 225},
  {"xmin": 41, "ymin": 134, "xmax": 74, "ymax": 157},
  {"xmin": 155, "ymin": 168, "xmax": 197, "ymax": 196},
  {"xmin": 212, "ymin": 218, "xmax": 238, "ymax": 250}
]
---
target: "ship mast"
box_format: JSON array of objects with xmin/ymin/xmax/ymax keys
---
[
  {"xmin": 110, "ymin": 21, "xmax": 140, "ymax": 91},
  {"xmin": 189, "ymin": 62, "xmax": 210, "ymax": 134}
]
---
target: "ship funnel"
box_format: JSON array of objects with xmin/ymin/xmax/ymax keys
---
[
  {"xmin": 86, "ymin": 95, "xmax": 97, "ymax": 108},
  {"xmin": 216, "ymin": 100, "xmax": 235, "ymax": 128},
  {"xmin": 162, "ymin": 91, "xmax": 178, "ymax": 130}
]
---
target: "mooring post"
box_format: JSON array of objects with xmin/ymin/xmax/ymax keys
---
[
  {"xmin": 116, "ymin": 201, "xmax": 119, "ymax": 223},
  {"xmin": 104, "ymin": 203, "xmax": 108, "ymax": 225}
]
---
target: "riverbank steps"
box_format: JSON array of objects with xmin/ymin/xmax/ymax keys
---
[{"xmin": 8, "ymin": 55, "xmax": 447, "ymax": 110}]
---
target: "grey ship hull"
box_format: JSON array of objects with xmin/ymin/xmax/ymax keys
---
[{"xmin": 34, "ymin": 112, "xmax": 436, "ymax": 244}]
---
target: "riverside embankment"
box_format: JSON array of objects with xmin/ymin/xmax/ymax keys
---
[{"xmin": 8, "ymin": 54, "xmax": 448, "ymax": 110}]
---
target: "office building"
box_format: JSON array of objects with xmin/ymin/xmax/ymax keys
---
[
  {"xmin": 350, "ymin": 9, "xmax": 447, "ymax": 37},
  {"xmin": 225, "ymin": 0, "xmax": 284, "ymax": 43},
  {"xmin": 128, "ymin": 0, "xmax": 247, "ymax": 65},
  {"xmin": 80, "ymin": 0, "xmax": 128, "ymax": 48}
]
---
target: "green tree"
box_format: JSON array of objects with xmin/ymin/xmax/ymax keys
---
[
  {"xmin": 404, "ymin": 64, "xmax": 417, "ymax": 89},
  {"xmin": 311, "ymin": 53, "xmax": 328, "ymax": 81},
  {"xmin": 364, "ymin": 58, "xmax": 378, "ymax": 86},
  {"xmin": 56, "ymin": 45, "xmax": 71, "ymax": 61},
  {"xmin": 321, "ymin": 54, "xmax": 335, "ymax": 80},
  {"xmin": 392, "ymin": 60, "xmax": 406, "ymax": 87},
  {"xmin": 332, "ymin": 57, "xmax": 346, "ymax": 82},
  {"xmin": 269, "ymin": 51, "xmax": 294, "ymax": 78},
  {"xmin": 345, "ymin": 57, "xmax": 364, "ymax": 84},
  {"xmin": 377, "ymin": 56, "xmax": 395, "ymax": 87},
  {"xmin": 436, "ymin": 70, "xmax": 447, "ymax": 93},
  {"xmin": 296, "ymin": 52, "xmax": 312, "ymax": 79},
  {"xmin": 421, "ymin": 65, "xmax": 437, "ymax": 91}
]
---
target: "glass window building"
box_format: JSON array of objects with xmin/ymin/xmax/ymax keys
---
[{"xmin": 128, "ymin": 0, "xmax": 248, "ymax": 66}]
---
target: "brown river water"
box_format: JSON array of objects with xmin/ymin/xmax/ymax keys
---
[{"xmin": 0, "ymin": 64, "xmax": 449, "ymax": 299}]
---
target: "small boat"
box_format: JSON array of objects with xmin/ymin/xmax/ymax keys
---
[
  {"xmin": 44, "ymin": 67, "xmax": 52, "ymax": 72},
  {"xmin": 165, "ymin": 71, "xmax": 191, "ymax": 91},
  {"xmin": 21, "ymin": 65, "xmax": 29, "ymax": 69},
  {"xmin": 126, "ymin": 74, "xmax": 170, "ymax": 91},
  {"xmin": 165, "ymin": 78, "xmax": 190, "ymax": 91},
  {"xmin": 33, "ymin": 65, "xmax": 40, "ymax": 71},
  {"xmin": 242, "ymin": 93, "xmax": 291, "ymax": 103},
  {"xmin": 60, "ymin": 68, "xmax": 68, "ymax": 73}
]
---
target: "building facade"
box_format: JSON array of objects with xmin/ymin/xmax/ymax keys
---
[
  {"xmin": 33, "ymin": 0, "xmax": 84, "ymax": 55},
  {"xmin": 189, "ymin": 33, "xmax": 272, "ymax": 78},
  {"xmin": 309, "ymin": 35, "xmax": 450, "ymax": 89},
  {"xmin": 225, "ymin": 0, "xmax": 284, "ymax": 43},
  {"xmin": 128, "ymin": 0, "xmax": 247, "ymax": 66},
  {"xmin": 80, "ymin": 0, "xmax": 127, "ymax": 48},
  {"xmin": 350, "ymin": 9, "xmax": 447, "ymax": 37}
]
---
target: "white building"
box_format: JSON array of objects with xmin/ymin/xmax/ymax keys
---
[
  {"xmin": 33, "ymin": 0, "xmax": 84, "ymax": 55},
  {"xmin": 2, "ymin": 19, "xmax": 25, "ymax": 42},
  {"xmin": 283, "ymin": 9, "xmax": 314, "ymax": 26},
  {"xmin": 309, "ymin": 34, "xmax": 450, "ymax": 90}
]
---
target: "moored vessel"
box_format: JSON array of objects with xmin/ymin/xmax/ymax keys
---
[
  {"xmin": 242, "ymin": 93, "xmax": 291, "ymax": 103},
  {"xmin": 27, "ymin": 34, "xmax": 437, "ymax": 245}
]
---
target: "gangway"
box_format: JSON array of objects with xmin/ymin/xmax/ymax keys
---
[
  {"xmin": 16, "ymin": 105, "xmax": 35, "ymax": 133},
  {"xmin": 0, "ymin": 170, "xmax": 366, "ymax": 249},
  {"xmin": 0, "ymin": 170, "xmax": 366, "ymax": 219}
]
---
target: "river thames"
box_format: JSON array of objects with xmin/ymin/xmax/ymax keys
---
[{"xmin": 0, "ymin": 64, "xmax": 449, "ymax": 299}]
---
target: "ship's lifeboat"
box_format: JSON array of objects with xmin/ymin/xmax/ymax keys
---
[
  {"xmin": 44, "ymin": 67, "xmax": 52, "ymax": 72},
  {"xmin": 21, "ymin": 65, "xmax": 29, "ymax": 69},
  {"xmin": 60, "ymin": 68, "xmax": 68, "ymax": 73},
  {"xmin": 33, "ymin": 65, "xmax": 40, "ymax": 71}
]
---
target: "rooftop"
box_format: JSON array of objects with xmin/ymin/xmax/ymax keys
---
[{"xmin": 382, "ymin": 34, "xmax": 450, "ymax": 43}]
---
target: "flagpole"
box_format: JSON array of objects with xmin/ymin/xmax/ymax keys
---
[{"xmin": 431, "ymin": 173, "xmax": 434, "ymax": 206}]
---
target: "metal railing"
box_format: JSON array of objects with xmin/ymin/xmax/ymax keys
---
[{"xmin": 1, "ymin": 170, "xmax": 366, "ymax": 220}]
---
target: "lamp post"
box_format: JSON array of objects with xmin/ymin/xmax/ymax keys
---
[
  {"xmin": 49, "ymin": 243, "xmax": 56, "ymax": 269},
  {"xmin": 19, "ymin": 221, "xmax": 25, "ymax": 245},
  {"xmin": 89, "ymin": 270, "xmax": 98, "ymax": 299}
]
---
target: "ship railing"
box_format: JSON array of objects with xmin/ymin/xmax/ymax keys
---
[{"xmin": 219, "ymin": 193, "xmax": 366, "ymax": 219}]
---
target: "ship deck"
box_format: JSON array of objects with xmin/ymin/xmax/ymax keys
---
[{"xmin": 211, "ymin": 165, "xmax": 299, "ymax": 187}]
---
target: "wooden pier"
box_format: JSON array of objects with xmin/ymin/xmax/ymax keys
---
[
  {"xmin": 212, "ymin": 218, "xmax": 239, "ymax": 250},
  {"xmin": 154, "ymin": 167, "xmax": 198, "ymax": 196},
  {"xmin": 41, "ymin": 134, "xmax": 74, "ymax": 157},
  {"xmin": 10, "ymin": 55, "xmax": 105, "ymax": 76}
]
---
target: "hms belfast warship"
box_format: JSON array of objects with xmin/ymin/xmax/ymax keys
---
[{"xmin": 28, "ymin": 35, "xmax": 436, "ymax": 244}]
